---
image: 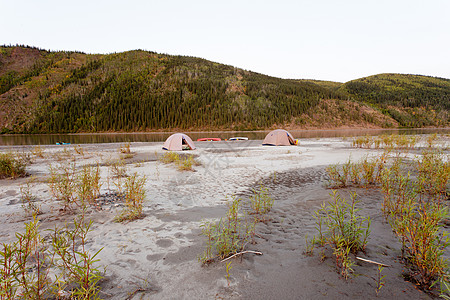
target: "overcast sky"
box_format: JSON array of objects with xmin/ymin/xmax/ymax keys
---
[{"xmin": 1, "ymin": 0, "xmax": 449, "ymax": 82}]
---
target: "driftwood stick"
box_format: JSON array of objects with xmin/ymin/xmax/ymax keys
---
[
  {"xmin": 221, "ymin": 250, "xmax": 263, "ymax": 262},
  {"xmin": 356, "ymin": 256, "xmax": 390, "ymax": 267}
]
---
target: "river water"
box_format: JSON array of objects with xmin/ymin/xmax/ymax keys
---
[{"xmin": 0, "ymin": 128, "xmax": 448, "ymax": 146}]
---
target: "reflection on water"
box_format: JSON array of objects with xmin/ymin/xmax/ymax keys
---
[{"xmin": 0, "ymin": 128, "xmax": 448, "ymax": 146}]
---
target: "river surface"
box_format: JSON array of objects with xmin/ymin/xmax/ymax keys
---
[{"xmin": 0, "ymin": 128, "xmax": 448, "ymax": 146}]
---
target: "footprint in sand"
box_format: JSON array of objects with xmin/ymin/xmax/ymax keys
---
[{"xmin": 156, "ymin": 238, "xmax": 174, "ymax": 248}]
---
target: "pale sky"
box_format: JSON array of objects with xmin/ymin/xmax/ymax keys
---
[{"xmin": 1, "ymin": 0, "xmax": 449, "ymax": 82}]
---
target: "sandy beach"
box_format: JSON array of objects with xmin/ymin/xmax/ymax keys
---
[{"xmin": 1, "ymin": 137, "xmax": 448, "ymax": 299}]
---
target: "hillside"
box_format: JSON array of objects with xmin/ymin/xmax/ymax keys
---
[
  {"xmin": 297, "ymin": 79, "xmax": 343, "ymax": 91},
  {"xmin": 339, "ymin": 73, "xmax": 450, "ymax": 127},
  {"xmin": 0, "ymin": 46, "xmax": 448, "ymax": 133}
]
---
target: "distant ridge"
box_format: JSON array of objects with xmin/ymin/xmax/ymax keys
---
[
  {"xmin": 0, "ymin": 46, "xmax": 448, "ymax": 133},
  {"xmin": 339, "ymin": 73, "xmax": 450, "ymax": 127}
]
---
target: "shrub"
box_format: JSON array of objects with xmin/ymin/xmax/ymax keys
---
[
  {"xmin": 200, "ymin": 196, "xmax": 255, "ymax": 263},
  {"xmin": 50, "ymin": 216, "xmax": 104, "ymax": 299},
  {"xmin": 389, "ymin": 196, "xmax": 449, "ymax": 288},
  {"xmin": 114, "ymin": 172, "xmax": 147, "ymax": 222},
  {"xmin": 360, "ymin": 156, "xmax": 377, "ymax": 185},
  {"xmin": 313, "ymin": 191, "xmax": 371, "ymax": 279},
  {"xmin": 315, "ymin": 190, "xmax": 371, "ymax": 254},
  {"xmin": 119, "ymin": 143, "xmax": 131, "ymax": 154},
  {"xmin": 380, "ymin": 150, "xmax": 450, "ymax": 290},
  {"xmin": 426, "ymin": 133, "xmax": 438, "ymax": 148},
  {"xmin": 177, "ymin": 155, "xmax": 194, "ymax": 171},
  {"xmin": 0, "ymin": 152, "xmax": 28, "ymax": 179},
  {"xmin": 20, "ymin": 177, "xmax": 41, "ymax": 217},
  {"xmin": 327, "ymin": 155, "xmax": 388, "ymax": 188},
  {"xmin": 31, "ymin": 145, "xmax": 45, "ymax": 158},
  {"xmin": 77, "ymin": 164, "xmax": 102, "ymax": 206},
  {"xmin": 0, "ymin": 216, "xmax": 104, "ymax": 299},
  {"xmin": 416, "ymin": 150, "xmax": 449, "ymax": 201},
  {"xmin": 48, "ymin": 162, "xmax": 78, "ymax": 211},
  {"xmin": 160, "ymin": 152, "xmax": 199, "ymax": 171},
  {"xmin": 249, "ymin": 185, "xmax": 274, "ymax": 216},
  {"xmin": 326, "ymin": 164, "xmax": 348, "ymax": 188},
  {"xmin": 110, "ymin": 159, "xmax": 128, "ymax": 178},
  {"xmin": 160, "ymin": 151, "xmax": 180, "ymax": 164},
  {"xmin": 74, "ymin": 145, "xmax": 84, "ymax": 156}
]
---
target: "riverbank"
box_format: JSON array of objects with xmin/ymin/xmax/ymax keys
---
[
  {"xmin": 0, "ymin": 137, "xmax": 448, "ymax": 299},
  {"xmin": 1, "ymin": 127, "xmax": 448, "ymax": 146}
]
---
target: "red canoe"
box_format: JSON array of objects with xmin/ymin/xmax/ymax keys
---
[{"xmin": 197, "ymin": 138, "xmax": 221, "ymax": 141}]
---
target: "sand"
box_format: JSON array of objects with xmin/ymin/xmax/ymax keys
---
[{"xmin": 0, "ymin": 137, "xmax": 448, "ymax": 299}]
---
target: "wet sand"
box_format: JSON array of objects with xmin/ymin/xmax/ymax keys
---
[{"xmin": 0, "ymin": 137, "xmax": 448, "ymax": 299}]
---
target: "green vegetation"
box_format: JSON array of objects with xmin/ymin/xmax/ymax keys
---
[
  {"xmin": 0, "ymin": 216, "xmax": 103, "ymax": 299},
  {"xmin": 48, "ymin": 162, "xmax": 78, "ymax": 211},
  {"xmin": 20, "ymin": 177, "xmax": 42, "ymax": 217},
  {"xmin": 78, "ymin": 164, "xmax": 102, "ymax": 206},
  {"xmin": 352, "ymin": 134, "xmax": 419, "ymax": 149},
  {"xmin": 249, "ymin": 185, "xmax": 274, "ymax": 218},
  {"xmin": 326, "ymin": 153, "xmax": 388, "ymax": 188},
  {"xmin": 1, "ymin": 46, "xmax": 448, "ymax": 132},
  {"xmin": 159, "ymin": 151, "xmax": 199, "ymax": 171},
  {"xmin": 297, "ymin": 79, "xmax": 343, "ymax": 91},
  {"xmin": 323, "ymin": 140, "xmax": 450, "ymax": 291},
  {"xmin": 200, "ymin": 196, "xmax": 255, "ymax": 263},
  {"xmin": 114, "ymin": 172, "xmax": 147, "ymax": 223},
  {"xmin": 375, "ymin": 265, "xmax": 386, "ymax": 296},
  {"xmin": 200, "ymin": 187, "xmax": 274, "ymax": 264},
  {"xmin": 313, "ymin": 191, "xmax": 371, "ymax": 280},
  {"xmin": 380, "ymin": 152, "xmax": 449, "ymax": 290},
  {"xmin": 340, "ymin": 73, "xmax": 450, "ymax": 127},
  {"xmin": 0, "ymin": 46, "xmax": 344, "ymax": 133},
  {"xmin": 0, "ymin": 152, "xmax": 28, "ymax": 179}
]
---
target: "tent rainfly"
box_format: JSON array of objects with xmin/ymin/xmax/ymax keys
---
[
  {"xmin": 162, "ymin": 133, "xmax": 196, "ymax": 151},
  {"xmin": 262, "ymin": 129, "xmax": 297, "ymax": 146}
]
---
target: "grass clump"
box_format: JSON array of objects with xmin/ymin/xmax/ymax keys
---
[
  {"xmin": 114, "ymin": 172, "xmax": 147, "ymax": 223},
  {"xmin": 160, "ymin": 151, "xmax": 200, "ymax": 171},
  {"xmin": 199, "ymin": 185, "xmax": 273, "ymax": 264},
  {"xmin": 110, "ymin": 159, "xmax": 128, "ymax": 178},
  {"xmin": 199, "ymin": 196, "xmax": 256, "ymax": 264},
  {"xmin": 352, "ymin": 134, "xmax": 419, "ymax": 150},
  {"xmin": 160, "ymin": 151, "xmax": 180, "ymax": 164},
  {"xmin": 48, "ymin": 162, "xmax": 78, "ymax": 211},
  {"xmin": 177, "ymin": 155, "xmax": 195, "ymax": 171},
  {"xmin": 313, "ymin": 191, "xmax": 371, "ymax": 279},
  {"xmin": 380, "ymin": 151, "xmax": 450, "ymax": 290},
  {"xmin": 119, "ymin": 142, "xmax": 131, "ymax": 154},
  {"xmin": 326, "ymin": 154, "xmax": 388, "ymax": 188},
  {"xmin": 50, "ymin": 216, "xmax": 104, "ymax": 299},
  {"xmin": 415, "ymin": 150, "xmax": 449, "ymax": 200},
  {"xmin": 31, "ymin": 145, "xmax": 45, "ymax": 158},
  {"xmin": 0, "ymin": 216, "xmax": 104, "ymax": 299},
  {"xmin": 352, "ymin": 135, "xmax": 373, "ymax": 148},
  {"xmin": 48, "ymin": 162, "xmax": 103, "ymax": 212},
  {"xmin": 20, "ymin": 177, "xmax": 42, "ymax": 217},
  {"xmin": 78, "ymin": 164, "xmax": 102, "ymax": 206},
  {"xmin": 0, "ymin": 152, "xmax": 28, "ymax": 179},
  {"xmin": 249, "ymin": 185, "xmax": 274, "ymax": 218},
  {"xmin": 74, "ymin": 145, "xmax": 84, "ymax": 156}
]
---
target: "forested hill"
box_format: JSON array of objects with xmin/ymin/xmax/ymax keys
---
[
  {"xmin": 0, "ymin": 46, "xmax": 448, "ymax": 133},
  {"xmin": 338, "ymin": 74, "xmax": 450, "ymax": 127}
]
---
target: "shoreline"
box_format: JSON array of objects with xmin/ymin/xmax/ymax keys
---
[
  {"xmin": 0, "ymin": 136, "xmax": 448, "ymax": 299},
  {"xmin": 1, "ymin": 126, "xmax": 449, "ymax": 136}
]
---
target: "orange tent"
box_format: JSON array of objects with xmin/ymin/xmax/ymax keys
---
[
  {"xmin": 162, "ymin": 133, "xmax": 196, "ymax": 151},
  {"xmin": 262, "ymin": 129, "xmax": 296, "ymax": 146}
]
